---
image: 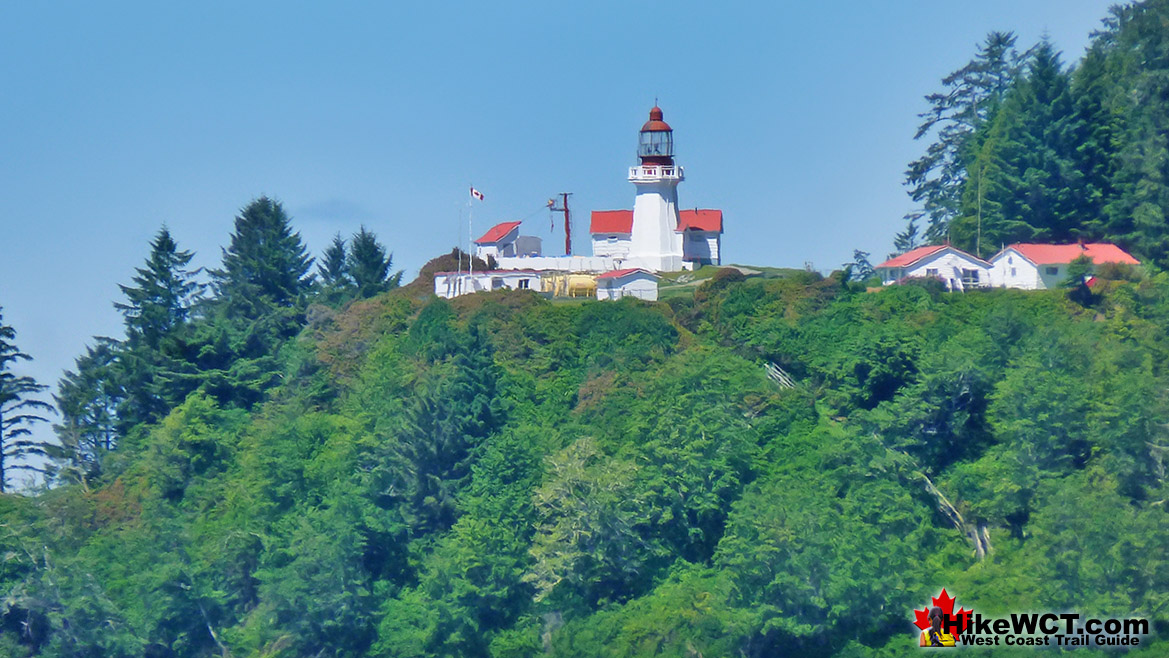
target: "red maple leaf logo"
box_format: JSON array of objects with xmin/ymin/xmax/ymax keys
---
[{"xmin": 913, "ymin": 588, "xmax": 970, "ymax": 635}]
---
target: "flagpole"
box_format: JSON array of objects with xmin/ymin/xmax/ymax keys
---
[
  {"xmin": 455, "ymin": 203, "xmax": 462, "ymax": 296},
  {"xmin": 468, "ymin": 187, "xmax": 474, "ymax": 288}
]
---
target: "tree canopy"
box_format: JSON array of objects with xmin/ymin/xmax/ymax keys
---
[
  {"xmin": 900, "ymin": 1, "xmax": 1169, "ymax": 269},
  {"xmin": 0, "ymin": 308, "xmax": 52, "ymax": 492}
]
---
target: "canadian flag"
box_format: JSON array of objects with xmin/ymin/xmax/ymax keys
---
[{"xmin": 470, "ymin": 186, "xmax": 484, "ymax": 201}]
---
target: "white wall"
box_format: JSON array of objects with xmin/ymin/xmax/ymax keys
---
[
  {"xmin": 989, "ymin": 250, "xmax": 1042, "ymax": 289},
  {"xmin": 433, "ymin": 272, "xmax": 543, "ymax": 298},
  {"xmin": 495, "ymin": 255, "xmax": 618, "ymax": 272},
  {"xmin": 682, "ymin": 231, "xmax": 720, "ymax": 265},
  {"xmin": 597, "ymin": 273, "xmax": 658, "ymax": 301},
  {"xmin": 629, "ymin": 165, "xmax": 684, "ymax": 271},
  {"xmin": 592, "ymin": 234, "xmax": 632, "ymax": 258},
  {"xmin": 879, "ymin": 249, "xmax": 989, "ymax": 288}
]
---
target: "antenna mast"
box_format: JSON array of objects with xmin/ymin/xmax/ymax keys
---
[{"xmin": 548, "ymin": 192, "xmax": 573, "ymax": 255}]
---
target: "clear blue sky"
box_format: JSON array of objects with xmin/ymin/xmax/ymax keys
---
[{"xmin": 0, "ymin": 0, "xmax": 1118, "ymax": 470}]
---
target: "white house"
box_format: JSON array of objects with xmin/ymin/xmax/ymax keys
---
[
  {"xmin": 988, "ymin": 243, "xmax": 1141, "ymax": 290},
  {"xmin": 875, "ymin": 245, "xmax": 990, "ymax": 290},
  {"xmin": 595, "ymin": 268, "xmax": 660, "ymax": 301},
  {"xmin": 474, "ymin": 221, "xmax": 523, "ymax": 260},
  {"xmin": 434, "ymin": 269, "xmax": 544, "ymax": 299}
]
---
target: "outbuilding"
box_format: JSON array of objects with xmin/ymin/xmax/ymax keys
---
[
  {"xmin": 474, "ymin": 221, "xmax": 525, "ymax": 260},
  {"xmin": 595, "ymin": 268, "xmax": 660, "ymax": 301},
  {"xmin": 874, "ymin": 245, "xmax": 990, "ymax": 290},
  {"xmin": 433, "ymin": 270, "xmax": 543, "ymax": 299}
]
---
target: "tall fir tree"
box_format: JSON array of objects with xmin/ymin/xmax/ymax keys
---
[
  {"xmin": 905, "ymin": 31, "xmax": 1026, "ymax": 244},
  {"xmin": 114, "ymin": 227, "xmax": 203, "ymax": 351},
  {"xmin": 1010, "ymin": 41, "xmax": 1080, "ymax": 241},
  {"xmin": 318, "ymin": 233, "xmax": 351, "ymax": 290},
  {"xmin": 0, "ymin": 307, "xmax": 52, "ymax": 492},
  {"xmin": 1099, "ymin": 0, "xmax": 1169, "ymax": 265},
  {"xmin": 1068, "ymin": 46, "xmax": 1125, "ymax": 239},
  {"xmin": 211, "ymin": 196, "xmax": 314, "ymax": 317},
  {"xmin": 951, "ymin": 41, "xmax": 1079, "ymax": 253},
  {"xmin": 347, "ymin": 226, "xmax": 402, "ymax": 299},
  {"xmin": 51, "ymin": 339, "xmax": 122, "ymax": 486},
  {"xmin": 108, "ymin": 227, "xmax": 202, "ymax": 431}
]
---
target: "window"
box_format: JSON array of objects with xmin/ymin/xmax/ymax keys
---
[
  {"xmin": 1010, "ymin": 267, "xmax": 1017, "ymax": 276},
  {"xmin": 517, "ymin": 279, "xmax": 530, "ymax": 290},
  {"xmin": 926, "ymin": 268, "xmax": 939, "ymax": 277},
  {"xmin": 1046, "ymin": 266, "xmax": 1059, "ymax": 275},
  {"xmin": 961, "ymin": 269, "xmax": 980, "ymax": 285}
]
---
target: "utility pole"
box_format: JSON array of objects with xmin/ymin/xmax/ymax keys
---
[
  {"xmin": 976, "ymin": 163, "xmax": 984, "ymax": 259},
  {"xmin": 548, "ymin": 193, "xmax": 573, "ymax": 255}
]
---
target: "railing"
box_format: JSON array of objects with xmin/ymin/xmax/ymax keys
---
[
  {"xmin": 628, "ymin": 165, "xmax": 684, "ymax": 180},
  {"xmin": 764, "ymin": 362, "xmax": 796, "ymax": 389}
]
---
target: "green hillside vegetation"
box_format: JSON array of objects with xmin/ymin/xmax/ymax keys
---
[{"xmin": 4, "ymin": 247, "xmax": 1169, "ymax": 656}]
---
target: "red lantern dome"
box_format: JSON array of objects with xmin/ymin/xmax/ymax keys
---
[{"xmin": 638, "ymin": 106, "xmax": 674, "ymax": 165}]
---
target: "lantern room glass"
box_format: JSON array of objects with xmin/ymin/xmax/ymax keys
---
[{"xmin": 638, "ymin": 131, "xmax": 673, "ymax": 158}]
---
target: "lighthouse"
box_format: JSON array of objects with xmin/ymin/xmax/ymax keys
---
[
  {"xmin": 442, "ymin": 102, "xmax": 723, "ymax": 297},
  {"xmin": 627, "ymin": 106, "xmax": 686, "ymax": 271}
]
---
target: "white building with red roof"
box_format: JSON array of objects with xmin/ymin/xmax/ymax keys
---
[
  {"xmin": 473, "ymin": 221, "xmax": 524, "ymax": 260},
  {"xmin": 589, "ymin": 208, "xmax": 723, "ymax": 267},
  {"xmin": 875, "ymin": 245, "xmax": 990, "ymax": 290},
  {"xmin": 989, "ymin": 243, "xmax": 1140, "ymax": 290},
  {"xmin": 595, "ymin": 268, "xmax": 660, "ymax": 301}
]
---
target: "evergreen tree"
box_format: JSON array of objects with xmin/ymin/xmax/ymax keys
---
[
  {"xmin": 1100, "ymin": 0, "xmax": 1169, "ymax": 265},
  {"xmin": 317, "ymin": 233, "xmax": 351, "ymax": 290},
  {"xmin": 905, "ymin": 31, "xmax": 1025, "ymax": 243},
  {"xmin": 0, "ymin": 308, "xmax": 52, "ymax": 492},
  {"xmin": 114, "ymin": 227, "xmax": 202, "ymax": 350},
  {"xmin": 1068, "ymin": 46, "xmax": 1125, "ymax": 239},
  {"xmin": 105, "ymin": 228, "xmax": 202, "ymax": 432},
  {"xmin": 50, "ymin": 339, "xmax": 123, "ymax": 485},
  {"xmin": 849, "ymin": 249, "xmax": 875, "ymax": 282},
  {"xmin": 1009, "ymin": 41, "xmax": 1080, "ymax": 241},
  {"xmin": 891, "ymin": 216, "xmax": 921, "ymax": 257},
  {"xmin": 949, "ymin": 42, "xmax": 1080, "ymax": 253},
  {"xmin": 347, "ymin": 226, "xmax": 402, "ymax": 299},
  {"xmin": 392, "ymin": 318, "xmax": 501, "ymax": 535},
  {"xmin": 211, "ymin": 196, "xmax": 314, "ymax": 316}
]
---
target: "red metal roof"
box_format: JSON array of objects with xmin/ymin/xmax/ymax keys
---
[
  {"xmin": 590, "ymin": 210, "xmax": 633, "ymax": 234},
  {"xmin": 1007, "ymin": 243, "xmax": 1140, "ymax": 266},
  {"xmin": 678, "ymin": 209, "xmax": 722, "ymax": 232},
  {"xmin": 475, "ymin": 221, "xmax": 522, "ymax": 244},
  {"xmin": 641, "ymin": 105, "xmax": 672, "ymax": 132},
  {"xmin": 596, "ymin": 268, "xmax": 659, "ymax": 280},
  {"xmin": 875, "ymin": 245, "xmax": 947, "ymax": 269}
]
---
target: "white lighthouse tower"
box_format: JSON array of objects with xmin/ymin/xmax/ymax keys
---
[{"xmin": 627, "ymin": 106, "xmax": 685, "ymax": 271}]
